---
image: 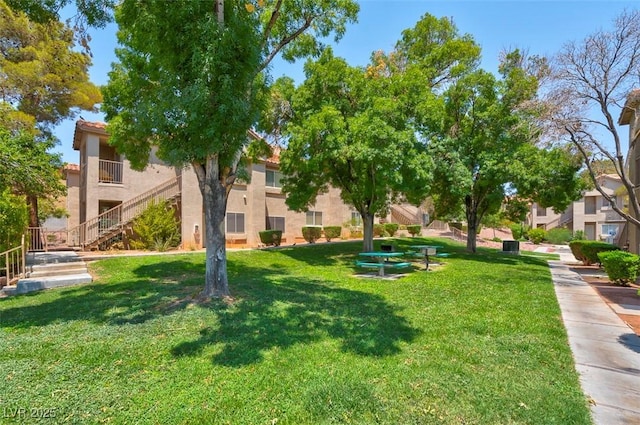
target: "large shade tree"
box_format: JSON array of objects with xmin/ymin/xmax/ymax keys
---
[
  {"xmin": 548, "ymin": 9, "xmax": 640, "ymax": 234},
  {"xmin": 0, "ymin": 1, "xmax": 101, "ymax": 228},
  {"xmin": 102, "ymin": 0, "xmax": 358, "ymax": 298},
  {"xmin": 425, "ymin": 52, "xmax": 585, "ymax": 252},
  {"xmin": 276, "ymin": 48, "xmax": 433, "ymax": 252}
]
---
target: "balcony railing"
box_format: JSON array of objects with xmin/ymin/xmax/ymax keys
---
[{"xmin": 99, "ymin": 159, "xmax": 123, "ymax": 184}]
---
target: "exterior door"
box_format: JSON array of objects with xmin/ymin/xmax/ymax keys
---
[{"xmin": 584, "ymin": 222, "xmax": 596, "ymax": 240}]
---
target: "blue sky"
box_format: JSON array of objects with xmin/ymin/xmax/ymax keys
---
[{"xmin": 54, "ymin": 0, "xmax": 639, "ymax": 164}]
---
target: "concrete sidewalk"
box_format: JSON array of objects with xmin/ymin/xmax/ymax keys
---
[{"xmin": 549, "ymin": 246, "xmax": 640, "ymax": 424}]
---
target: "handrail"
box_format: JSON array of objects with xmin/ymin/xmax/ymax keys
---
[
  {"xmin": 1, "ymin": 235, "xmax": 26, "ymax": 286},
  {"xmin": 68, "ymin": 174, "xmax": 182, "ymax": 249}
]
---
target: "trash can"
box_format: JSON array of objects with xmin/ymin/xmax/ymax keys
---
[{"xmin": 502, "ymin": 240, "xmax": 520, "ymax": 255}]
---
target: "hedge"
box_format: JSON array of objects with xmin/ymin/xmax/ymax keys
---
[
  {"xmin": 323, "ymin": 226, "xmax": 342, "ymax": 242},
  {"xmin": 598, "ymin": 250, "xmax": 640, "ymax": 286},
  {"xmin": 407, "ymin": 225, "xmax": 421, "ymax": 237},
  {"xmin": 259, "ymin": 230, "xmax": 282, "ymax": 246},
  {"xmin": 570, "ymin": 240, "xmax": 619, "ymax": 265},
  {"xmin": 302, "ymin": 226, "xmax": 322, "ymax": 243},
  {"xmin": 527, "ymin": 228, "xmax": 546, "ymax": 244},
  {"xmin": 384, "ymin": 223, "xmax": 399, "ymax": 237}
]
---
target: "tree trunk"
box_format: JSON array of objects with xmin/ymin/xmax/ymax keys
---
[
  {"xmin": 193, "ymin": 157, "xmax": 231, "ymax": 298},
  {"xmin": 465, "ymin": 195, "xmax": 478, "ymax": 253},
  {"xmin": 362, "ymin": 212, "xmax": 375, "ymax": 252},
  {"xmin": 26, "ymin": 195, "xmax": 39, "ymax": 228},
  {"xmin": 27, "ymin": 195, "xmax": 43, "ymax": 250}
]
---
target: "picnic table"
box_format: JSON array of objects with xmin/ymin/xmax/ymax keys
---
[
  {"xmin": 356, "ymin": 251, "xmax": 411, "ymax": 276},
  {"xmin": 409, "ymin": 245, "xmax": 444, "ymax": 271}
]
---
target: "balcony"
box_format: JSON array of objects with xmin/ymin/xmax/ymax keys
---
[{"xmin": 99, "ymin": 159, "xmax": 123, "ymax": 184}]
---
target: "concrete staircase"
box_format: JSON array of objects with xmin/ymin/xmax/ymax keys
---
[{"xmin": 1, "ymin": 251, "xmax": 92, "ymax": 296}]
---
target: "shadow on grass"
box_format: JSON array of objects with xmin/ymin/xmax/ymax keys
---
[
  {"xmin": 171, "ymin": 267, "xmax": 420, "ymax": 366},
  {"xmin": 1, "ymin": 256, "xmax": 419, "ymax": 366},
  {"xmin": 0, "ymin": 258, "xmax": 206, "ymax": 328}
]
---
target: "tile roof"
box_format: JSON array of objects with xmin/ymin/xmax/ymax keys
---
[
  {"xmin": 73, "ymin": 120, "xmax": 108, "ymax": 150},
  {"xmin": 618, "ymin": 89, "xmax": 640, "ymax": 125}
]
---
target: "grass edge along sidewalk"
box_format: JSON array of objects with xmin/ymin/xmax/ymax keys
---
[{"xmin": 0, "ymin": 238, "xmax": 592, "ymax": 424}]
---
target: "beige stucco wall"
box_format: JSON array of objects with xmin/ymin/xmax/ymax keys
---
[
  {"xmin": 530, "ymin": 176, "xmax": 625, "ymax": 242},
  {"xmin": 71, "ymin": 120, "xmax": 401, "ymax": 250}
]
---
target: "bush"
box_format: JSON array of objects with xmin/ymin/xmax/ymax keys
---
[
  {"xmin": 323, "ymin": 226, "xmax": 342, "ymax": 242},
  {"xmin": 546, "ymin": 227, "xmax": 573, "ymax": 245},
  {"xmin": 131, "ymin": 200, "xmax": 180, "ymax": 251},
  {"xmin": 570, "ymin": 240, "xmax": 619, "ymax": 265},
  {"xmin": 384, "ymin": 223, "xmax": 399, "ymax": 237},
  {"xmin": 582, "ymin": 241, "xmax": 619, "ymax": 265},
  {"xmin": 568, "ymin": 240, "xmax": 588, "ymax": 264},
  {"xmin": 259, "ymin": 230, "xmax": 282, "ymax": 246},
  {"xmin": 510, "ymin": 223, "xmax": 526, "ymax": 240},
  {"xmin": 572, "ymin": 230, "xmax": 586, "ymax": 241},
  {"xmin": 350, "ymin": 229, "xmax": 363, "ymax": 238},
  {"xmin": 598, "ymin": 250, "xmax": 640, "ymax": 286},
  {"xmin": 407, "ymin": 225, "xmax": 421, "ymax": 237},
  {"xmin": 373, "ymin": 223, "xmax": 384, "ymax": 237},
  {"xmin": 302, "ymin": 226, "xmax": 322, "ymax": 243},
  {"xmin": 528, "ymin": 228, "xmax": 546, "ymax": 244}
]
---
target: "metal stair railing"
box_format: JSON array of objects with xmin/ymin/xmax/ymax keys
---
[
  {"xmin": 68, "ymin": 174, "xmax": 182, "ymax": 250},
  {"xmin": 390, "ymin": 205, "xmax": 421, "ymax": 225},
  {"xmin": 1, "ymin": 235, "xmax": 26, "ymax": 286}
]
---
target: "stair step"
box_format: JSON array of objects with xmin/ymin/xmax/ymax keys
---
[
  {"xmin": 29, "ymin": 261, "xmax": 88, "ymax": 273},
  {"xmin": 16, "ymin": 273, "xmax": 93, "ymax": 295},
  {"xmin": 0, "ymin": 285, "xmax": 17, "ymax": 297},
  {"xmin": 28, "ymin": 266, "xmax": 88, "ymax": 278}
]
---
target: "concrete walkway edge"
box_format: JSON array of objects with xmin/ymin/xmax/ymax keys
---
[{"xmin": 549, "ymin": 246, "xmax": 640, "ymax": 424}]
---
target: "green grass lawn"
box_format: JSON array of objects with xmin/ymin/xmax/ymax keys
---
[{"xmin": 0, "ymin": 238, "xmax": 591, "ymax": 424}]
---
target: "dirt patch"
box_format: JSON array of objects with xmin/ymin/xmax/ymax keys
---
[{"xmin": 569, "ymin": 265, "xmax": 640, "ymax": 335}]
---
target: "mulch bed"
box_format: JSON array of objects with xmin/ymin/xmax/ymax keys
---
[{"xmin": 569, "ymin": 265, "xmax": 640, "ymax": 335}]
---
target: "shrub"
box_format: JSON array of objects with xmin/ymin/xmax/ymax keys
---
[
  {"xmin": 373, "ymin": 223, "xmax": 385, "ymax": 237},
  {"xmin": 350, "ymin": 229, "xmax": 363, "ymax": 238},
  {"xmin": 407, "ymin": 225, "xmax": 421, "ymax": 237},
  {"xmin": 546, "ymin": 227, "xmax": 573, "ymax": 245},
  {"xmin": 131, "ymin": 200, "xmax": 180, "ymax": 251},
  {"xmin": 572, "ymin": 230, "xmax": 586, "ymax": 241},
  {"xmin": 384, "ymin": 223, "xmax": 399, "ymax": 237},
  {"xmin": 510, "ymin": 223, "xmax": 525, "ymax": 240},
  {"xmin": 568, "ymin": 240, "xmax": 588, "ymax": 264},
  {"xmin": 323, "ymin": 226, "xmax": 342, "ymax": 242},
  {"xmin": 528, "ymin": 228, "xmax": 546, "ymax": 244},
  {"xmin": 570, "ymin": 240, "xmax": 619, "ymax": 265},
  {"xmin": 302, "ymin": 226, "xmax": 322, "ymax": 243},
  {"xmin": 598, "ymin": 250, "xmax": 640, "ymax": 286},
  {"xmin": 491, "ymin": 237, "xmax": 502, "ymax": 242},
  {"xmin": 259, "ymin": 230, "xmax": 282, "ymax": 246}
]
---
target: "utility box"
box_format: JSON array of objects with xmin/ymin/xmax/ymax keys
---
[{"xmin": 502, "ymin": 240, "xmax": 520, "ymax": 255}]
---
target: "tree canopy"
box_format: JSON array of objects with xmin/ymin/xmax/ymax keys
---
[
  {"xmin": 277, "ymin": 48, "xmax": 432, "ymax": 251},
  {"xmin": 424, "ymin": 51, "xmax": 585, "ymax": 252},
  {"xmin": 0, "ymin": 1, "xmax": 101, "ymax": 228},
  {"xmin": 102, "ymin": 0, "xmax": 358, "ymax": 298}
]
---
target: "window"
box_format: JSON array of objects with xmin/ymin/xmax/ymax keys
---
[
  {"xmin": 422, "ymin": 213, "xmax": 430, "ymax": 226},
  {"xmin": 602, "ymin": 224, "xmax": 619, "ymax": 237},
  {"xmin": 536, "ymin": 205, "xmax": 547, "ymax": 217},
  {"xmin": 351, "ymin": 211, "xmax": 362, "ymax": 226},
  {"xmin": 227, "ymin": 213, "xmax": 245, "ymax": 233},
  {"xmin": 266, "ymin": 169, "xmax": 283, "ymax": 188},
  {"xmin": 267, "ymin": 216, "xmax": 285, "ymax": 232},
  {"xmin": 306, "ymin": 211, "xmax": 322, "ymax": 226},
  {"xmin": 584, "ymin": 196, "xmax": 597, "ymax": 215},
  {"xmin": 601, "ymin": 196, "xmax": 611, "ymax": 209}
]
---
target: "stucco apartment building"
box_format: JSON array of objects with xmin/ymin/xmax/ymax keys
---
[
  {"xmin": 620, "ymin": 89, "xmax": 640, "ymax": 254},
  {"xmin": 65, "ymin": 120, "xmax": 423, "ymax": 250},
  {"xmin": 530, "ymin": 174, "xmax": 626, "ymax": 244}
]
